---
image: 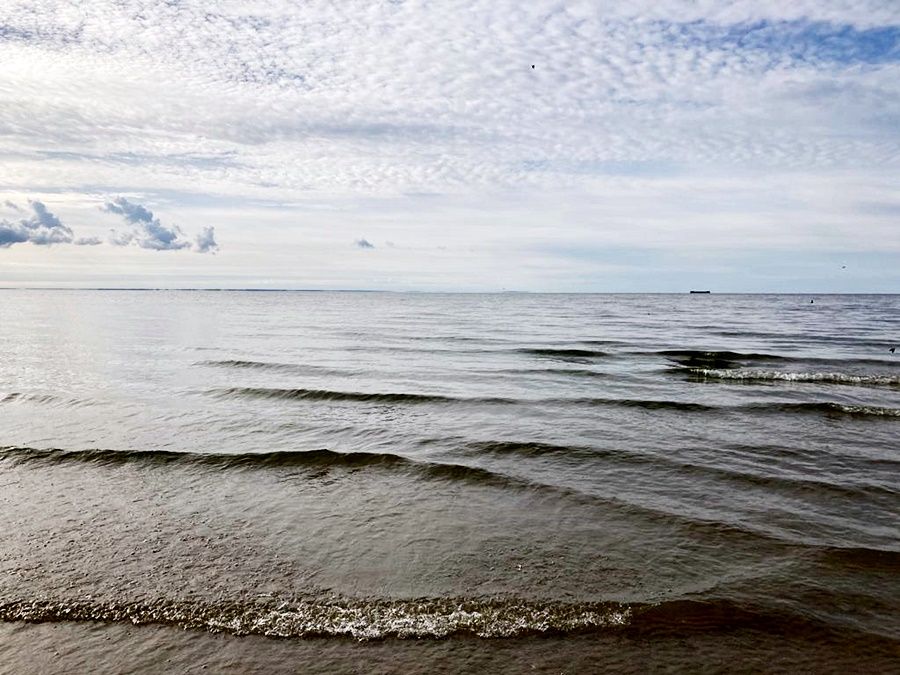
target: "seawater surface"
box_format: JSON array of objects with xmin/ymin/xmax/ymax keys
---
[{"xmin": 0, "ymin": 291, "xmax": 898, "ymax": 673}]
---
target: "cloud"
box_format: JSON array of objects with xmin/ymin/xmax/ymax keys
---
[
  {"xmin": 108, "ymin": 230, "xmax": 135, "ymax": 247},
  {"xmin": 0, "ymin": 223, "xmax": 30, "ymax": 247},
  {"xmin": 74, "ymin": 236, "xmax": 102, "ymax": 246},
  {"xmin": 195, "ymin": 226, "xmax": 218, "ymax": 253},
  {"xmin": 355, "ymin": 238, "xmax": 375, "ymax": 249},
  {"xmin": 0, "ymin": 2, "xmax": 897, "ymax": 288},
  {"xmin": 0, "ymin": 200, "xmax": 90, "ymax": 248},
  {"xmin": 104, "ymin": 197, "xmax": 215, "ymax": 252},
  {"xmin": 104, "ymin": 197, "xmax": 155, "ymax": 224},
  {"xmin": 2, "ymin": 1, "xmax": 897, "ymax": 201}
]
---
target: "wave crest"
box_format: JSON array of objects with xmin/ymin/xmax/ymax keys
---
[
  {"xmin": 213, "ymin": 387, "xmax": 461, "ymax": 404},
  {"xmin": 0, "ymin": 446, "xmax": 538, "ymax": 492},
  {"xmin": 1, "ymin": 393, "xmax": 91, "ymax": 407},
  {"xmin": 683, "ymin": 368, "xmax": 900, "ymax": 388},
  {"xmin": 660, "ymin": 350, "xmax": 786, "ymax": 368},
  {"xmin": 518, "ymin": 348, "xmax": 608, "ymax": 359},
  {"xmin": 755, "ymin": 402, "xmax": 900, "ymax": 418},
  {"xmin": 2, "ymin": 594, "xmax": 884, "ymax": 641},
  {"xmin": 0, "ymin": 597, "xmax": 631, "ymax": 639}
]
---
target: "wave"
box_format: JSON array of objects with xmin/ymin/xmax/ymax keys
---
[
  {"xmin": 464, "ymin": 441, "xmax": 899, "ymax": 501},
  {"xmin": 660, "ymin": 350, "xmax": 899, "ymax": 370},
  {"xmin": 748, "ymin": 402, "xmax": 900, "ymax": 418},
  {"xmin": 196, "ymin": 360, "xmax": 357, "ymax": 376},
  {"xmin": 0, "ymin": 596, "xmax": 631, "ymax": 640},
  {"xmin": 816, "ymin": 545, "xmax": 900, "ymax": 572},
  {"xmin": 575, "ymin": 397, "xmax": 716, "ymax": 412},
  {"xmin": 479, "ymin": 396, "xmax": 894, "ymax": 417},
  {"xmin": 1, "ymin": 392, "xmax": 91, "ymax": 407},
  {"xmin": 211, "ymin": 387, "xmax": 506, "ymax": 405},
  {"xmin": 4, "ymin": 445, "xmax": 889, "ymax": 555},
  {"xmin": 659, "ymin": 350, "xmax": 787, "ymax": 370},
  {"xmin": 213, "ymin": 385, "xmax": 898, "ymax": 418},
  {"xmin": 3, "ymin": 393, "xmax": 62, "ymax": 405},
  {"xmin": 576, "ymin": 393, "xmax": 899, "ymax": 418},
  {"xmin": 501, "ymin": 368, "xmax": 610, "ymax": 379},
  {"xmin": 0, "ymin": 595, "xmax": 885, "ymax": 642},
  {"xmin": 517, "ymin": 348, "xmax": 608, "ymax": 359},
  {"xmin": 660, "ymin": 349, "xmax": 787, "ymax": 363},
  {"xmin": 682, "ymin": 368, "xmax": 900, "ymax": 388},
  {"xmin": 0, "ymin": 446, "xmax": 534, "ymax": 492},
  {"xmin": 464, "ymin": 440, "xmax": 592, "ymax": 457},
  {"xmin": 198, "ymin": 359, "xmax": 300, "ymax": 370},
  {"xmin": 671, "ymin": 457, "xmax": 900, "ymax": 501},
  {"xmin": 0, "ymin": 446, "xmax": 406, "ymax": 469}
]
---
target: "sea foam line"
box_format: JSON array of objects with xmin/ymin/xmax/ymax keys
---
[
  {"xmin": 0, "ymin": 597, "xmax": 632, "ymax": 640},
  {"xmin": 686, "ymin": 368, "xmax": 900, "ymax": 388}
]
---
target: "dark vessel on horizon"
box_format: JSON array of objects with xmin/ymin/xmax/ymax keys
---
[{"xmin": 690, "ymin": 290, "xmax": 711, "ymax": 294}]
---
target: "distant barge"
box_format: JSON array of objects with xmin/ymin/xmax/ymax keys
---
[{"xmin": 689, "ymin": 290, "xmax": 711, "ymax": 294}]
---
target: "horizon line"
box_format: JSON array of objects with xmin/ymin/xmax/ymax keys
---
[{"xmin": 0, "ymin": 288, "xmax": 897, "ymax": 295}]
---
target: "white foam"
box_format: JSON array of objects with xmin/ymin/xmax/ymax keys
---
[{"xmin": 690, "ymin": 369, "xmax": 900, "ymax": 388}]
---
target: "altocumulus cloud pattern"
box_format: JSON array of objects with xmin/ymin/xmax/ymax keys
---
[
  {"xmin": 0, "ymin": 1, "xmax": 897, "ymax": 289},
  {"xmin": 0, "ymin": 0, "xmax": 896, "ymax": 195}
]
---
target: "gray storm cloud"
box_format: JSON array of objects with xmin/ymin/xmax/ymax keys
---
[
  {"xmin": 0, "ymin": 201, "xmax": 87, "ymax": 248},
  {"xmin": 105, "ymin": 197, "xmax": 216, "ymax": 253}
]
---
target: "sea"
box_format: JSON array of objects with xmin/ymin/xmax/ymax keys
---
[{"xmin": 0, "ymin": 290, "xmax": 897, "ymax": 673}]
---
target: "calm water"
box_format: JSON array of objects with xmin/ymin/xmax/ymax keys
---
[{"xmin": 0, "ymin": 291, "xmax": 898, "ymax": 673}]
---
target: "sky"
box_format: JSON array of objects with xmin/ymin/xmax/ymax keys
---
[{"xmin": 0, "ymin": 0, "xmax": 898, "ymax": 292}]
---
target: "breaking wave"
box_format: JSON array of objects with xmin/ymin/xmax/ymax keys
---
[
  {"xmin": 0, "ymin": 596, "xmax": 631, "ymax": 639},
  {"xmin": 0, "ymin": 594, "xmax": 877, "ymax": 642},
  {"xmin": 681, "ymin": 368, "xmax": 900, "ymax": 388}
]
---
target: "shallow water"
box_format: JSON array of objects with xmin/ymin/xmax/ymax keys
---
[{"xmin": 0, "ymin": 291, "xmax": 898, "ymax": 672}]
